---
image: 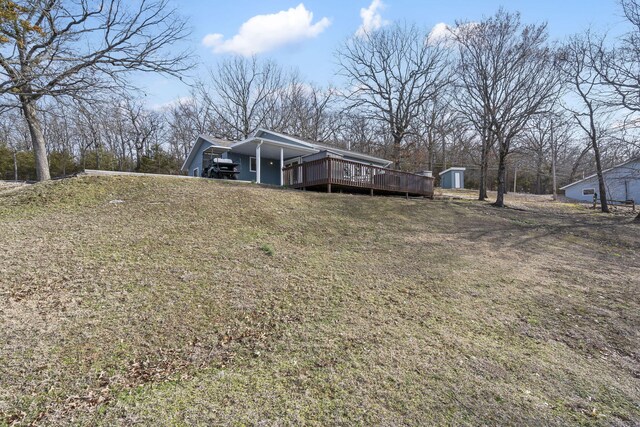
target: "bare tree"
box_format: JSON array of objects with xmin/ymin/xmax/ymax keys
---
[
  {"xmin": 198, "ymin": 56, "xmax": 284, "ymax": 140},
  {"xmin": 592, "ymin": 0, "xmax": 640, "ymax": 113},
  {"xmin": 453, "ymin": 10, "xmax": 561, "ymax": 207},
  {"xmin": 277, "ymin": 76, "xmax": 336, "ymax": 142},
  {"xmin": 590, "ymin": 0, "xmax": 640, "ymax": 219},
  {"xmin": 452, "ymin": 36, "xmax": 495, "ymax": 201},
  {"xmin": 336, "ymin": 23, "xmax": 451, "ymax": 168},
  {"xmin": 122, "ymin": 99, "xmax": 162, "ymax": 170},
  {"xmin": 166, "ymin": 96, "xmax": 216, "ymax": 159},
  {"xmin": 560, "ymin": 35, "xmax": 613, "ymax": 213},
  {"xmin": 520, "ymin": 110, "xmax": 573, "ymax": 196},
  {"xmin": 0, "ymin": 0, "xmax": 190, "ymax": 181}
]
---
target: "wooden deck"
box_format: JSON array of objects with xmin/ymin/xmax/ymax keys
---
[{"xmin": 282, "ymin": 157, "xmax": 434, "ymax": 197}]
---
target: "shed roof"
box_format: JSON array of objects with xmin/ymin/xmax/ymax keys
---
[
  {"xmin": 560, "ymin": 156, "xmax": 640, "ymax": 190},
  {"xmin": 439, "ymin": 167, "xmax": 466, "ymax": 176}
]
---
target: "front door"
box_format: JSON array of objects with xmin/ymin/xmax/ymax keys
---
[{"xmin": 454, "ymin": 172, "xmax": 461, "ymax": 189}]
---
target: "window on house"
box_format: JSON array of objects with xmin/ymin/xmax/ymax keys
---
[
  {"xmin": 250, "ymin": 157, "xmax": 257, "ymax": 172},
  {"xmin": 583, "ymin": 188, "xmax": 595, "ymax": 196}
]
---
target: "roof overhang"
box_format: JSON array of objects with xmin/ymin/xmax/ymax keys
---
[
  {"xmin": 253, "ymin": 128, "xmax": 393, "ymax": 167},
  {"xmin": 439, "ymin": 167, "xmax": 466, "ymax": 176},
  {"xmin": 230, "ymin": 137, "xmax": 318, "ymax": 159}
]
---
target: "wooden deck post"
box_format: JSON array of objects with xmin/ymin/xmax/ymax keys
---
[
  {"xmin": 370, "ymin": 188, "xmax": 374, "ymax": 196},
  {"xmin": 327, "ymin": 158, "xmax": 332, "ymax": 194}
]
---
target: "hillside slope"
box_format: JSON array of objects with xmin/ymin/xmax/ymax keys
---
[{"xmin": 1, "ymin": 176, "xmax": 639, "ymax": 426}]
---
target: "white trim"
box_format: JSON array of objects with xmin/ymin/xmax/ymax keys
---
[
  {"xmin": 439, "ymin": 167, "xmax": 466, "ymax": 176},
  {"xmin": 280, "ymin": 148, "xmax": 284, "ymax": 186},
  {"xmin": 255, "ymin": 141, "xmax": 262, "ymax": 184},
  {"xmin": 253, "ymin": 128, "xmax": 317, "ymax": 148},
  {"xmin": 230, "ymin": 136, "xmax": 317, "ymax": 155},
  {"xmin": 249, "ymin": 156, "xmax": 257, "ymax": 172}
]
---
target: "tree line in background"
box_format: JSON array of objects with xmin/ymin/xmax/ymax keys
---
[{"xmin": 1, "ymin": 0, "xmax": 639, "ymax": 212}]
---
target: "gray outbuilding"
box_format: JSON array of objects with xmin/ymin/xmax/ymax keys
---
[
  {"xmin": 439, "ymin": 167, "xmax": 466, "ymax": 189},
  {"xmin": 560, "ymin": 157, "xmax": 640, "ymax": 203}
]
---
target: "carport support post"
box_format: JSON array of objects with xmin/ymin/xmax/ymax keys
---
[
  {"xmin": 280, "ymin": 148, "xmax": 284, "ymax": 186},
  {"xmin": 256, "ymin": 141, "xmax": 262, "ymax": 184}
]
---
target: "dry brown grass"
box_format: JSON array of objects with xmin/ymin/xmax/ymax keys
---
[{"xmin": 0, "ymin": 176, "xmax": 638, "ymax": 426}]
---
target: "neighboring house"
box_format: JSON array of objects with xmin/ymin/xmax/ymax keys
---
[
  {"xmin": 561, "ymin": 157, "xmax": 640, "ymax": 203},
  {"xmin": 181, "ymin": 129, "xmax": 392, "ymax": 185},
  {"xmin": 439, "ymin": 167, "xmax": 466, "ymax": 189}
]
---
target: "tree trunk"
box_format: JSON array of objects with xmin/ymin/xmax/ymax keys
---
[
  {"xmin": 478, "ymin": 138, "xmax": 489, "ymax": 201},
  {"xmin": 536, "ymin": 154, "xmax": 543, "ymax": 194},
  {"xmin": 393, "ymin": 134, "xmax": 403, "ymax": 169},
  {"xmin": 13, "ymin": 150, "xmax": 18, "ymax": 181},
  {"xmin": 494, "ymin": 143, "xmax": 508, "ymax": 207},
  {"xmin": 135, "ymin": 145, "xmax": 143, "ymax": 171},
  {"xmin": 591, "ymin": 135, "xmax": 610, "ymax": 213},
  {"xmin": 551, "ymin": 122, "xmax": 557, "ymax": 201},
  {"xmin": 20, "ymin": 98, "xmax": 51, "ymax": 181}
]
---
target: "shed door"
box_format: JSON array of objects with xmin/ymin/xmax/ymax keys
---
[{"xmin": 454, "ymin": 172, "xmax": 461, "ymax": 189}]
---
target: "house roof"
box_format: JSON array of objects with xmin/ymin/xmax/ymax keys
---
[
  {"xmin": 180, "ymin": 135, "xmax": 234, "ymax": 171},
  {"xmin": 251, "ymin": 128, "xmax": 393, "ymax": 166},
  {"xmin": 182, "ymin": 129, "xmax": 394, "ymax": 171},
  {"xmin": 439, "ymin": 167, "xmax": 466, "ymax": 176},
  {"xmin": 559, "ymin": 156, "xmax": 640, "ymax": 190}
]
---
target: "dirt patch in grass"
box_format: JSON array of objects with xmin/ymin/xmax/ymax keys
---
[{"xmin": 1, "ymin": 176, "xmax": 639, "ymax": 425}]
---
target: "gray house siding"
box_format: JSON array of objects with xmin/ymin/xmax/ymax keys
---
[
  {"xmin": 227, "ymin": 152, "xmax": 282, "ymax": 185},
  {"xmin": 187, "ymin": 141, "xmax": 214, "ymax": 177},
  {"xmin": 563, "ymin": 159, "xmax": 640, "ymax": 203}
]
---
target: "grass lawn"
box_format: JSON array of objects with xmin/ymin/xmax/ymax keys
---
[{"xmin": 0, "ymin": 176, "xmax": 638, "ymax": 425}]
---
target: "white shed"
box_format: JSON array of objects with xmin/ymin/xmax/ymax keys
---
[{"xmin": 560, "ymin": 157, "xmax": 640, "ymax": 203}]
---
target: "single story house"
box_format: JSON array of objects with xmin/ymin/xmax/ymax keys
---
[
  {"xmin": 560, "ymin": 156, "xmax": 640, "ymax": 203},
  {"xmin": 181, "ymin": 129, "xmax": 393, "ymax": 185},
  {"xmin": 439, "ymin": 167, "xmax": 466, "ymax": 189}
]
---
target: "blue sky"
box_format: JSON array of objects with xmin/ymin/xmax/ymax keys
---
[{"xmin": 141, "ymin": 0, "xmax": 628, "ymax": 108}]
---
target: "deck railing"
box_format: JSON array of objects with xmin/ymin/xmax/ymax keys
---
[{"xmin": 282, "ymin": 157, "xmax": 434, "ymax": 197}]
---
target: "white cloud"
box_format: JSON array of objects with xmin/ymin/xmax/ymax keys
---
[
  {"xmin": 356, "ymin": 0, "xmax": 389, "ymax": 37},
  {"xmin": 428, "ymin": 23, "xmax": 453, "ymax": 44},
  {"xmin": 202, "ymin": 4, "xmax": 331, "ymax": 56},
  {"xmin": 427, "ymin": 22, "xmax": 478, "ymax": 46},
  {"xmin": 149, "ymin": 96, "xmax": 194, "ymax": 112}
]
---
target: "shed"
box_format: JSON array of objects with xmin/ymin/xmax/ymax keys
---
[
  {"xmin": 560, "ymin": 157, "xmax": 640, "ymax": 203},
  {"xmin": 439, "ymin": 167, "xmax": 466, "ymax": 189}
]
